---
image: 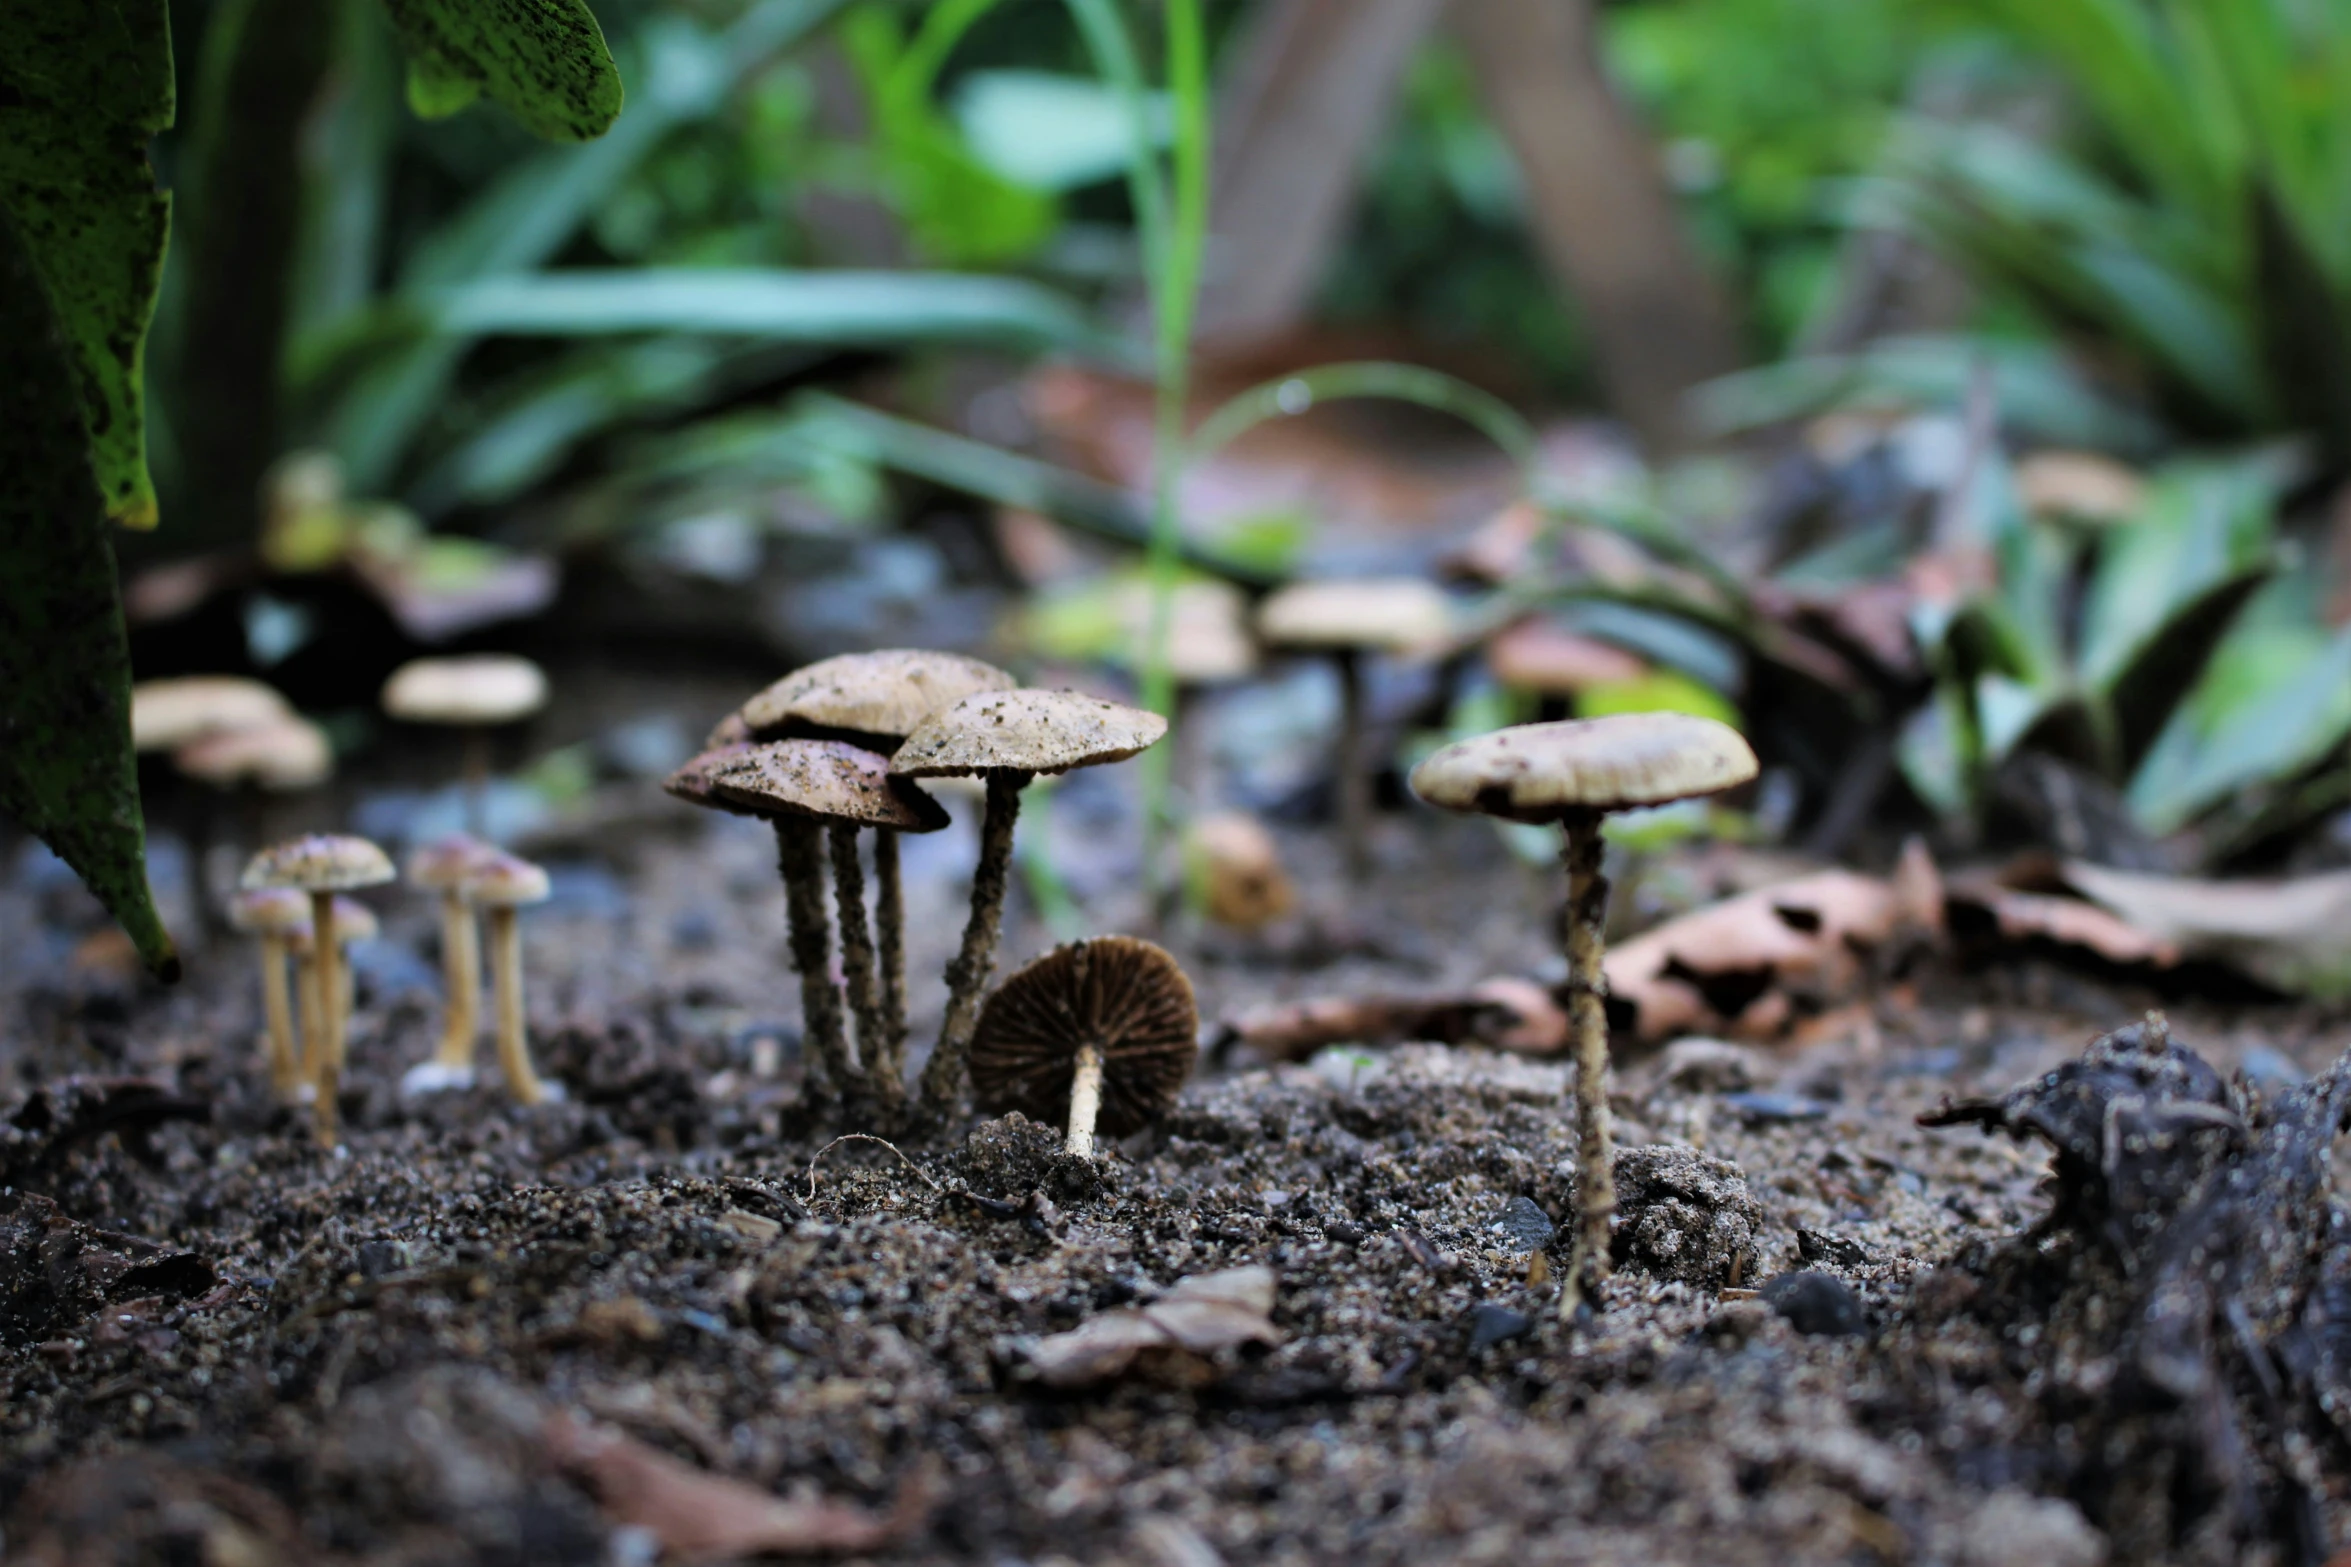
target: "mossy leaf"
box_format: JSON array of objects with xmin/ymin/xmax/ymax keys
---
[
  {"xmin": 379, "ymin": 0, "xmax": 623, "ymax": 141},
  {"xmin": 0, "ymin": 205, "xmax": 178, "ymax": 981},
  {"xmin": 0, "ymin": 0, "xmax": 173, "ymax": 530}
]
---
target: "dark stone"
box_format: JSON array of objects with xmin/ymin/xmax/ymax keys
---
[
  {"xmin": 1760, "ymin": 1270, "xmax": 1865, "ymax": 1337},
  {"xmin": 1796, "ymin": 1228, "xmax": 1883, "ymax": 1268},
  {"xmin": 1467, "ymin": 1302, "xmax": 1533, "ymax": 1351},
  {"xmin": 1722, "ymin": 1092, "xmax": 1833, "ymax": 1125},
  {"xmin": 1487, "ymin": 1196, "xmax": 1556, "ymax": 1253}
]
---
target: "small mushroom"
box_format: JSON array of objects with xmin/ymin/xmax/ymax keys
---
[
  {"xmin": 226, "ymin": 887, "xmax": 310, "ymax": 1099},
  {"xmin": 708, "ymin": 739, "xmax": 950, "ymax": 1107},
  {"xmin": 401, "ymin": 835, "xmax": 495, "ymax": 1094},
  {"xmin": 381, "ymin": 654, "xmax": 549, "ymax": 836},
  {"xmin": 290, "ymin": 896, "xmax": 378, "ymax": 1060},
  {"xmin": 890, "ymin": 689, "xmax": 1168, "ymax": 1112},
  {"xmin": 1410, "ymin": 713, "xmax": 1758, "ymax": 1315},
  {"xmin": 1257, "ymin": 578, "xmax": 1453, "ymax": 881},
  {"xmin": 968, "ymin": 937, "xmax": 1198, "ymax": 1158},
  {"xmin": 1485, "ymin": 618, "xmax": 1649, "ymax": 723},
  {"xmin": 467, "ymin": 849, "xmax": 559, "ymax": 1105},
  {"xmin": 132, "ymin": 676, "xmax": 299, "ymax": 938},
  {"xmin": 241, "ymin": 834, "xmax": 395, "ymax": 1146}
]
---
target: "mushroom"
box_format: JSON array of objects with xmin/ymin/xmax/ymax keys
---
[
  {"xmin": 290, "ymin": 896, "xmax": 378, "ymax": 1063},
  {"xmin": 1256, "ymin": 578, "xmax": 1453, "ymax": 881},
  {"xmin": 466, "ymin": 849, "xmax": 559, "ymax": 1105},
  {"xmin": 401, "ymin": 835, "xmax": 494, "ymax": 1094},
  {"xmin": 967, "ymin": 936, "xmax": 1198, "ymax": 1158},
  {"xmin": 1410, "ymin": 713, "xmax": 1758, "ymax": 1316},
  {"xmin": 731, "ymin": 650, "xmax": 1014, "ymax": 1066},
  {"xmin": 241, "ymin": 834, "xmax": 395, "ymax": 1146},
  {"xmin": 380, "ymin": 654, "xmax": 549, "ymax": 836},
  {"xmin": 131, "ymin": 676, "xmax": 297, "ymax": 937},
  {"xmin": 889, "ymin": 689, "xmax": 1169, "ymax": 1111},
  {"xmin": 1486, "ymin": 618, "xmax": 1649, "ymax": 723},
  {"xmin": 707, "ymin": 739, "xmax": 950, "ymax": 1106},
  {"xmin": 226, "ymin": 887, "xmax": 310, "ymax": 1099}
]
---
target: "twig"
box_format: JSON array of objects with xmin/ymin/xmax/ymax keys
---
[{"xmin": 804, "ymin": 1133, "xmax": 943, "ymax": 1205}]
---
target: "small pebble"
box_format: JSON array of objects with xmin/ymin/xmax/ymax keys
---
[
  {"xmin": 1467, "ymin": 1303, "xmax": 1533, "ymax": 1351},
  {"xmin": 1760, "ymin": 1270, "xmax": 1865, "ymax": 1337},
  {"xmin": 1487, "ymin": 1196, "xmax": 1556, "ymax": 1253},
  {"xmin": 1723, "ymin": 1092, "xmax": 1833, "ymax": 1125}
]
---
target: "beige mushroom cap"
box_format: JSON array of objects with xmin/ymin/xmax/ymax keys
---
[
  {"xmin": 407, "ymin": 834, "xmax": 494, "ymax": 891},
  {"xmin": 131, "ymin": 677, "xmax": 291, "ymax": 752},
  {"xmin": 1114, "ymin": 580, "xmax": 1258, "ymax": 685},
  {"xmin": 468, "ymin": 851, "xmax": 551, "ymax": 908},
  {"xmin": 703, "ymin": 710, "xmax": 753, "ymax": 751},
  {"xmin": 1410, "ymin": 713, "xmax": 1759, "ymax": 822},
  {"xmin": 382, "ymin": 655, "xmax": 549, "ymax": 726},
  {"xmin": 174, "ymin": 716, "xmax": 333, "ymax": 791},
  {"xmin": 1486, "ymin": 620, "xmax": 1648, "ymax": 697},
  {"xmin": 1257, "ymin": 578, "xmax": 1453, "ymax": 654},
  {"xmin": 968, "ymin": 936, "xmax": 1199, "ymax": 1137},
  {"xmin": 737, "ymin": 649, "xmax": 1017, "ymax": 744},
  {"xmin": 889, "ymin": 689, "xmax": 1167, "ymax": 780},
  {"xmin": 710, "ymin": 739, "xmax": 951, "ymax": 832},
  {"xmin": 228, "ymin": 886, "xmax": 310, "ymax": 938},
  {"xmin": 241, "ymin": 834, "xmax": 397, "ymax": 893},
  {"xmin": 663, "ymin": 743, "xmax": 767, "ymax": 818}
]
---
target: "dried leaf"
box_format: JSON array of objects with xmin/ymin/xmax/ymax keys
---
[
  {"xmin": 1024, "ymin": 1267, "xmax": 1280, "ymax": 1389},
  {"xmin": 2057, "ymin": 860, "xmax": 2351, "ymax": 998}
]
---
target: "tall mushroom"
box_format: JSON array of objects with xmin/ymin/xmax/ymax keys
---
[
  {"xmin": 227, "ymin": 887, "xmax": 309, "ymax": 1099},
  {"xmin": 241, "ymin": 834, "xmax": 395, "ymax": 1146},
  {"xmin": 706, "ymin": 739, "xmax": 950, "ymax": 1106},
  {"xmin": 381, "ymin": 654, "xmax": 549, "ymax": 837},
  {"xmin": 1256, "ymin": 578, "xmax": 1453, "ymax": 881},
  {"xmin": 967, "ymin": 937, "xmax": 1198, "ymax": 1158},
  {"xmin": 1410, "ymin": 713, "xmax": 1757, "ymax": 1317},
  {"xmin": 401, "ymin": 835, "xmax": 494, "ymax": 1094},
  {"xmin": 889, "ymin": 689, "xmax": 1168, "ymax": 1112},
  {"xmin": 467, "ymin": 849, "xmax": 559, "ymax": 1105},
  {"xmin": 132, "ymin": 676, "xmax": 296, "ymax": 936}
]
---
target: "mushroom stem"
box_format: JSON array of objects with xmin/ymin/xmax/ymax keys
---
[
  {"xmin": 432, "ymin": 890, "xmax": 481, "ymax": 1072},
  {"xmin": 486, "ymin": 904, "xmax": 551, "ymax": 1104},
  {"xmin": 775, "ymin": 818, "xmax": 850, "ymax": 1100},
  {"xmin": 1335, "ymin": 648, "xmax": 1371, "ymax": 882},
  {"xmin": 257, "ymin": 934, "xmax": 300, "ymax": 1098},
  {"xmin": 874, "ymin": 829, "xmax": 908, "ymax": 1080},
  {"xmin": 828, "ymin": 824, "xmax": 896, "ymax": 1104},
  {"xmin": 920, "ymin": 769, "xmax": 1028, "ymax": 1112},
  {"xmin": 1065, "ymin": 1040, "xmax": 1105, "ymax": 1158},
  {"xmin": 1559, "ymin": 810, "xmax": 1615, "ymax": 1316},
  {"xmin": 296, "ymin": 944, "xmax": 326, "ymax": 1084},
  {"xmin": 308, "ymin": 891, "xmax": 343, "ymax": 1147},
  {"xmin": 463, "ymin": 731, "xmax": 490, "ymax": 839}
]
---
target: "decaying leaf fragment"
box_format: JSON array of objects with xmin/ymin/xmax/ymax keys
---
[{"xmin": 1022, "ymin": 1266, "xmax": 1280, "ymax": 1389}]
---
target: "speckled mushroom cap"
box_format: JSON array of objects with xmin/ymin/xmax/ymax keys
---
[
  {"xmin": 738, "ymin": 650, "xmax": 1017, "ymax": 745},
  {"xmin": 1410, "ymin": 713, "xmax": 1758, "ymax": 823},
  {"xmin": 467, "ymin": 851, "xmax": 551, "ymax": 908},
  {"xmin": 703, "ymin": 710, "xmax": 754, "ymax": 751},
  {"xmin": 131, "ymin": 677, "xmax": 290, "ymax": 752},
  {"xmin": 1256, "ymin": 578, "xmax": 1453, "ymax": 654},
  {"xmin": 663, "ymin": 743, "xmax": 767, "ymax": 818},
  {"xmin": 968, "ymin": 937, "xmax": 1199, "ymax": 1138},
  {"xmin": 241, "ymin": 834, "xmax": 396, "ymax": 893},
  {"xmin": 709, "ymin": 740, "xmax": 951, "ymax": 832},
  {"xmin": 382, "ymin": 655, "xmax": 548, "ymax": 726},
  {"xmin": 174, "ymin": 716, "xmax": 332, "ymax": 791},
  {"xmin": 888, "ymin": 689, "xmax": 1167, "ymax": 780},
  {"xmin": 228, "ymin": 887, "xmax": 309, "ymax": 938},
  {"xmin": 407, "ymin": 834, "xmax": 493, "ymax": 891}
]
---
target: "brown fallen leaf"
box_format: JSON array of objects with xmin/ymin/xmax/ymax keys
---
[
  {"xmin": 2054, "ymin": 860, "xmax": 2351, "ymax": 996},
  {"xmin": 543, "ymin": 1411, "xmax": 933, "ymax": 1561},
  {"xmin": 1945, "ymin": 876, "xmax": 2181, "ymax": 970},
  {"xmin": 1215, "ymin": 987, "xmax": 1561, "ymax": 1063},
  {"xmin": 1025, "ymin": 1267, "xmax": 1280, "ymax": 1390},
  {"xmin": 1187, "ymin": 812, "xmax": 1297, "ymax": 932}
]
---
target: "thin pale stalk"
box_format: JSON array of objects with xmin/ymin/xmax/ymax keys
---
[
  {"xmin": 1066, "ymin": 1040, "xmax": 1105, "ymax": 1158},
  {"xmin": 487, "ymin": 905, "xmax": 550, "ymax": 1104},
  {"xmin": 830, "ymin": 823, "xmax": 896, "ymax": 1105},
  {"xmin": 776, "ymin": 818, "xmax": 849, "ymax": 1099},
  {"xmin": 874, "ymin": 830, "xmax": 908, "ymax": 1079},
  {"xmin": 258, "ymin": 934, "xmax": 299, "ymax": 1098},
  {"xmin": 308, "ymin": 891, "xmax": 342, "ymax": 1147},
  {"xmin": 432, "ymin": 891, "xmax": 480, "ymax": 1071},
  {"xmin": 919, "ymin": 771, "xmax": 1026, "ymax": 1112},
  {"xmin": 1560, "ymin": 812, "xmax": 1615, "ymax": 1317}
]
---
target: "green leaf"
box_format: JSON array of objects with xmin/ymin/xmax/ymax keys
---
[
  {"xmin": 378, "ymin": 0, "xmax": 623, "ymax": 141},
  {"xmin": 405, "ymin": 52, "xmax": 481, "ymax": 119},
  {"xmin": 2128, "ymin": 622, "xmax": 2351, "ymax": 833},
  {"xmin": 0, "ymin": 0, "xmax": 173, "ymax": 529},
  {"xmin": 0, "ymin": 205, "xmax": 177, "ymax": 980}
]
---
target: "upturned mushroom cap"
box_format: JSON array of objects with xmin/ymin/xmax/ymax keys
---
[
  {"xmin": 467, "ymin": 851, "xmax": 551, "ymax": 908},
  {"xmin": 174, "ymin": 716, "xmax": 333, "ymax": 791},
  {"xmin": 382, "ymin": 655, "xmax": 549, "ymax": 727},
  {"xmin": 407, "ymin": 834, "xmax": 493, "ymax": 891},
  {"xmin": 1256, "ymin": 578, "xmax": 1453, "ymax": 654},
  {"xmin": 710, "ymin": 740, "xmax": 951, "ymax": 832},
  {"xmin": 968, "ymin": 937, "xmax": 1199, "ymax": 1138},
  {"xmin": 131, "ymin": 677, "xmax": 291, "ymax": 752},
  {"xmin": 228, "ymin": 887, "xmax": 310, "ymax": 938},
  {"xmin": 1486, "ymin": 620, "xmax": 1648, "ymax": 697},
  {"xmin": 738, "ymin": 650, "xmax": 1017, "ymax": 745},
  {"xmin": 704, "ymin": 710, "xmax": 753, "ymax": 751},
  {"xmin": 241, "ymin": 834, "xmax": 396, "ymax": 893},
  {"xmin": 889, "ymin": 689, "xmax": 1167, "ymax": 780},
  {"xmin": 1411, "ymin": 713, "xmax": 1759, "ymax": 823},
  {"xmin": 662, "ymin": 743, "xmax": 767, "ymax": 818}
]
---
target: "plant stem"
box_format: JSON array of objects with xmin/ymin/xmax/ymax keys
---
[
  {"xmin": 1065, "ymin": 1040, "xmax": 1105, "ymax": 1158},
  {"xmin": 308, "ymin": 890, "xmax": 342, "ymax": 1147},
  {"xmin": 775, "ymin": 818, "xmax": 849, "ymax": 1102},
  {"xmin": 258, "ymin": 934, "xmax": 300, "ymax": 1098},
  {"xmin": 487, "ymin": 905, "xmax": 550, "ymax": 1105},
  {"xmin": 920, "ymin": 770, "xmax": 1026, "ymax": 1113},
  {"xmin": 874, "ymin": 829, "xmax": 907, "ymax": 1082},
  {"xmin": 432, "ymin": 890, "xmax": 480, "ymax": 1073},
  {"xmin": 1560, "ymin": 811, "xmax": 1615, "ymax": 1317},
  {"xmin": 829, "ymin": 823, "xmax": 895, "ymax": 1105}
]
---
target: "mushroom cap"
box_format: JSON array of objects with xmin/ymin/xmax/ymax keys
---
[
  {"xmin": 407, "ymin": 833, "xmax": 494, "ymax": 891},
  {"xmin": 1410, "ymin": 713, "xmax": 1759, "ymax": 822},
  {"xmin": 131, "ymin": 677, "xmax": 290, "ymax": 752},
  {"xmin": 663, "ymin": 743, "xmax": 767, "ymax": 818},
  {"xmin": 888, "ymin": 689, "xmax": 1167, "ymax": 780},
  {"xmin": 1114, "ymin": 580, "xmax": 1257, "ymax": 685},
  {"xmin": 241, "ymin": 834, "xmax": 396, "ymax": 893},
  {"xmin": 381, "ymin": 654, "xmax": 549, "ymax": 726},
  {"xmin": 1257, "ymin": 578, "xmax": 1453, "ymax": 654},
  {"xmin": 738, "ymin": 649, "xmax": 1017, "ymax": 745},
  {"xmin": 228, "ymin": 886, "xmax": 309, "ymax": 938},
  {"xmin": 710, "ymin": 740, "xmax": 951, "ymax": 832},
  {"xmin": 703, "ymin": 710, "xmax": 753, "ymax": 751},
  {"xmin": 173, "ymin": 716, "xmax": 333, "ymax": 791},
  {"xmin": 467, "ymin": 850, "xmax": 551, "ymax": 908},
  {"xmin": 1485, "ymin": 619, "xmax": 1648, "ymax": 697},
  {"xmin": 968, "ymin": 936, "xmax": 1199, "ymax": 1138}
]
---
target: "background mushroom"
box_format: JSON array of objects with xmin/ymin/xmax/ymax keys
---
[
  {"xmin": 1486, "ymin": 618, "xmax": 1650, "ymax": 723},
  {"xmin": 467, "ymin": 850, "xmax": 559, "ymax": 1105},
  {"xmin": 131, "ymin": 675, "xmax": 297, "ymax": 938},
  {"xmin": 380, "ymin": 654, "xmax": 549, "ymax": 836},
  {"xmin": 889, "ymin": 689, "xmax": 1168, "ymax": 1113},
  {"xmin": 402, "ymin": 835, "xmax": 494, "ymax": 1094},
  {"xmin": 241, "ymin": 835, "xmax": 395, "ymax": 1146},
  {"xmin": 227, "ymin": 887, "xmax": 309, "ymax": 1099},
  {"xmin": 1410, "ymin": 713, "xmax": 1758, "ymax": 1316},
  {"xmin": 1256, "ymin": 578, "xmax": 1453, "ymax": 881},
  {"xmin": 968, "ymin": 936, "xmax": 1199, "ymax": 1158},
  {"xmin": 173, "ymin": 717, "xmax": 335, "ymax": 930}
]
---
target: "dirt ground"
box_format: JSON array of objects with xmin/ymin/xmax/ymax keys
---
[{"xmin": 5, "ymin": 735, "xmax": 2349, "ymax": 1567}]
